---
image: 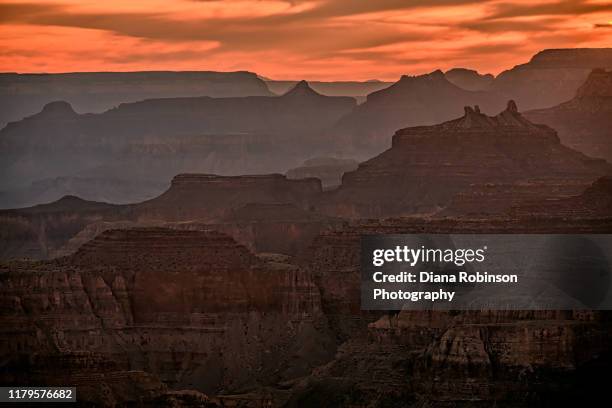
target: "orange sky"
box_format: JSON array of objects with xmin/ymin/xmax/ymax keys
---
[{"xmin": 1, "ymin": 0, "xmax": 611, "ymax": 80}]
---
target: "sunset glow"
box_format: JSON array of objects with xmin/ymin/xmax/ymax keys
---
[{"xmin": 1, "ymin": 0, "xmax": 611, "ymax": 80}]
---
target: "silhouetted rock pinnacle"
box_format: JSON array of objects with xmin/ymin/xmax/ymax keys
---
[{"xmin": 318, "ymin": 101, "xmax": 610, "ymax": 218}]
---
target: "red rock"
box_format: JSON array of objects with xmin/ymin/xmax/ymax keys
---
[
  {"xmin": 0, "ymin": 227, "xmax": 334, "ymax": 396},
  {"xmin": 318, "ymin": 101, "xmax": 611, "ymax": 218}
]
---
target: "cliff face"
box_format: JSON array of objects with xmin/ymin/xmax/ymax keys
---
[
  {"xmin": 136, "ymin": 174, "xmax": 322, "ymax": 222},
  {"xmin": 290, "ymin": 217, "xmax": 612, "ymax": 407},
  {"xmin": 524, "ymin": 69, "xmax": 612, "ymax": 162},
  {"xmin": 3, "ymin": 215, "xmax": 612, "ymax": 405},
  {"xmin": 318, "ymin": 101, "xmax": 611, "ymax": 218},
  {"xmin": 305, "ymin": 216, "xmax": 612, "ymax": 341},
  {"xmin": 0, "ymin": 70, "xmax": 272, "ymax": 128},
  {"xmin": 330, "ymin": 70, "xmax": 506, "ymax": 158},
  {"xmin": 212, "ymin": 202, "xmax": 341, "ymax": 256},
  {"xmin": 0, "ymin": 173, "xmax": 327, "ymax": 261},
  {"xmin": 0, "ymin": 228, "xmax": 334, "ymax": 403},
  {"xmin": 491, "ymin": 48, "xmax": 612, "ymax": 110},
  {"xmin": 288, "ymin": 310, "xmax": 611, "ymax": 407}
]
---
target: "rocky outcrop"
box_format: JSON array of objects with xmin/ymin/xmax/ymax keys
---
[
  {"xmin": 525, "ymin": 69, "xmax": 612, "ymax": 162},
  {"xmin": 0, "ymin": 228, "xmax": 334, "ymax": 401},
  {"xmin": 0, "ymin": 70, "xmax": 272, "ymax": 127},
  {"xmin": 330, "ymin": 70, "xmax": 506, "ymax": 157},
  {"xmin": 136, "ymin": 174, "xmax": 322, "ymax": 222},
  {"xmin": 286, "ymin": 157, "xmax": 359, "ymax": 189},
  {"xmin": 318, "ymin": 101, "xmax": 611, "ymax": 218},
  {"xmin": 491, "ymin": 48, "xmax": 612, "ymax": 110}
]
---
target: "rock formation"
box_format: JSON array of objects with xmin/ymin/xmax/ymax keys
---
[
  {"xmin": 287, "ymin": 310, "xmax": 611, "ymax": 407},
  {"xmin": 319, "ymin": 101, "xmax": 611, "ymax": 218},
  {"xmin": 265, "ymin": 79, "xmax": 392, "ymax": 103},
  {"xmin": 0, "ymin": 82, "xmax": 355, "ymax": 206},
  {"xmin": 0, "ymin": 70, "xmax": 272, "ymax": 128},
  {"xmin": 212, "ymin": 203, "xmax": 341, "ymax": 256},
  {"xmin": 444, "ymin": 68, "xmax": 494, "ymax": 91},
  {"xmin": 491, "ymin": 48, "xmax": 612, "ymax": 110},
  {"xmin": 286, "ymin": 157, "xmax": 359, "ymax": 189},
  {"xmin": 2, "ymin": 207, "xmax": 612, "ymax": 405},
  {"xmin": 0, "ymin": 173, "xmax": 327, "ymax": 260},
  {"xmin": 0, "ymin": 195, "xmax": 130, "ymax": 260},
  {"xmin": 329, "ymin": 70, "xmax": 506, "ymax": 157},
  {"xmin": 525, "ymin": 69, "xmax": 612, "ymax": 162},
  {"xmin": 0, "ymin": 228, "xmax": 334, "ymax": 404},
  {"xmin": 288, "ymin": 213, "xmax": 612, "ymax": 406},
  {"xmin": 136, "ymin": 174, "xmax": 322, "ymax": 222}
]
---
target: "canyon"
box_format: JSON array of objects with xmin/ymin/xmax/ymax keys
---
[
  {"xmin": 329, "ymin": 70, "xmax": 507, "ymax": 158},
  {"xmin": 0, "ymin": 227, "xmax": 334, "ymax": 405},
  {"xmin": 0, "ymin": 81, "xmax": 355, "ymax": 208},
  {"xmin": 2, "ymin": 98, "xmax": 611, "ymax": 261},
  {"xmin": 3, "ymin": 49, "xmax": 611, "ymax": 210},
  {"xmin": 525, "ymin": 68, "xmax": 612, "ymax": 163},
  {"xmin": 3, "ymin": 210, "xmax": 611, "ymax": 406},
  {"xmin": 1, "ymin": 47, "xmax": 612, "ymax": 407}
]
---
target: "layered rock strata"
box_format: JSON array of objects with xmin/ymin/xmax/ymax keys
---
[{"xmin": 0, "ymin": 228, "xmax": 334, "ymax": 404}]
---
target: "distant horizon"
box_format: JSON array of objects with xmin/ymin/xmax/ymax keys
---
[
  {"xmin": 0, "ymin": 47, "xmax": 609, "ymax": 83},
  {"xmin": 1, "ymin": 1, "xmax": 611, "ymax": 81}
]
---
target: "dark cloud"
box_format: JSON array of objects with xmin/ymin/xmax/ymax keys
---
[
  {"xmin": 0, "ymin": 2, "xmax": 63, "ymax": 22},
  {"xmin": 0, "ymin": 1, "xmax": 433, "ymax": 55},
  {"xmin": 462, "ymin": 17, "xmax": 566, "ymax": 33},
  {"xmin": 486, "ymin": 0, "xmax": 612, "ymax": 20}
]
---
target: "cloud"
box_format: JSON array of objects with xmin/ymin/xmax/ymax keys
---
[
  {"xmin": 0, "ymin": 0, "xmax": 610, "ymax": 79},
  {"xmin": 485, "ymin": 0, "xmax": 612, "ymax": 20}
]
